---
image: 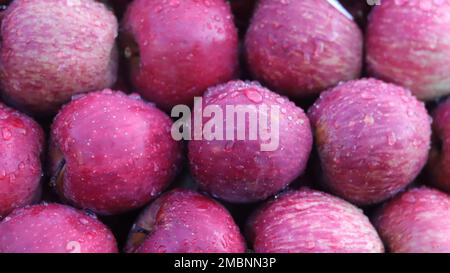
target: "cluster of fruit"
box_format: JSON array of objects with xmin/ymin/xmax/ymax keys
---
[{"xmin": 0, "ymin": 0, "xmax": 449, "ymax": 253}]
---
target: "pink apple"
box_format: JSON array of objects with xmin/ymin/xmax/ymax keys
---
[
  {"xmin": 247, "ymin": 188, "xmax": 384, "ymax": 253},
  {"xmin": 0, "ymin": 203, "xmax": 117, "ymax": 253},
  {"xmin": 188, "ymin": 80, "xmax": 313, "ymax": 203},
  {"xmin": 374, "ymin": 187, "xmax": 450, "ymax": 253},
  {"xmin": 308, "ymin": 78, "xmax": 431, "ymax": 205},
  {"xmin": 245, "ymin": 0, "xmax": 363, "ymax": 97},
  {"xmin": 367, "ymin": 0, "xmax": 450, "ymax": 100},
  {"xmin": 0, "ymin": 102, "xmax": 44, "ymax": 218}
]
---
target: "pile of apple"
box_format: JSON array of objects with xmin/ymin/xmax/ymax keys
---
[{"xmin": 0, "ymin": 0, "xmax": 450, "ymax": 253}]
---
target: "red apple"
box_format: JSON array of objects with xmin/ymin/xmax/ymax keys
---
[
  {"xmin": 50, "ymin": 90, "xmax": 182, "ymax": 215},
  {"xmin": 247, "ymin": 188, "xmax": 384, "ymax": 253},
  {"xmin": 126, "ymin": 189, "xmax": 246, "ymax": 253},
  {"xmin": 374, "ymin": 186, "xmax": 450, "ymax": 253},
  {"xmin": 121, "ymin": 0, "xmax": 239, "ymax": 111},
  {"xmin": 188, "ymin": 80, "xmax": 313, "ymax": 203},
  {"xmin": 245, "ymin": 0, "xmax": 362, "ymax": 98},
  {"xmin": 0, "ymin": 102, "xmax": 44, "ymax": 218},
  {"xmin": 0, "ymin": 0, "xmax": 118, "ymax": 115},
  {"xmin": 308, "ymin": 78, "xmax": 431, "ymax": 205},
  {"xmin": 0, "ymin": 203, "xmax": 117, "ymax": 253},
  {"xmin": 367, "ymin": 0, "xmax": 450, "ymax": 100}
]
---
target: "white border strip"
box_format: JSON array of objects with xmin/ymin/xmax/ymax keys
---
[{"xmin": 326, "ymin": 0, "xmax": 354, "ymax": 20}]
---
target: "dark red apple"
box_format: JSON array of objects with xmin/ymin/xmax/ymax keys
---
[
  {"xmin": 0, "ymin": 0, "xmax": 118, "ymax": 115},
  {"xmin": 121, "ymin": 0, "xmax": 239, "ymax": 110},
  {"xmin": 50, "ymin": 90, "xmax": 182, "ymax": 215},
  {"xmin": 125, "ymin": 189, "xmax": 246, "ymax": 253}
]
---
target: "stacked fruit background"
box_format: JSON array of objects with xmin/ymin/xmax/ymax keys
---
[{"xmin": 0, "ymin": 0, "xmax": 449, "ymax": 253}]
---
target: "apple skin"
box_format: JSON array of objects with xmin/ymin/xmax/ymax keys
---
[
  {"xmin": 428, "ymin": 98, "xmax": 450, "ymax": 192},
  {"xmin": 247, "ymin": 188, "xmax": 384, "ymax": 253},
  {"xmin": 188, "ymin": 80, "xmax": 313, "ymax": 203},
  {"xmin": 0, "ymin": 203, "xmax": 118, "ymax": 253},
  {"xmin": 245, "ymin": 0, "xmax": 362, "ymax": 98},
  {"xmin": 49, "ymin": 90, "xmax": 182, "ymax": 215},
  {"xmin": 0, "ymin": 0, "xmax": 118, "ymax": 115},
  {"xmin": 374, "ymin": 186, "xmax": 450, "ymax": 253},
  {"xmin": 125, "ymin": 189, "xmax": 246, "ymax": 253},
  {"xmin": 366, "ymin": 0, "xmax": 450, "ymax": 100},
  {"xmin": 308, "ymin": 78, "xmax": 431, "ymax": 206},
  {"xmin": 121, "ymin": 0, "xmax": 238, "ymax": 111},
  {"xmin": 0, "ymin": 102, "xmax": 44, "ymax": 218}
]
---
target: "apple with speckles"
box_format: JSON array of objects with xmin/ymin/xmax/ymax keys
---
[
  {"xmin": 49, "ymin": 90, "xmax": 182, "ymax": 215},
  {"xmin": 0, "ymin": 102, "xmax": 44, "ymax": 218},
  {"xmin": 0, "ymin": 203, "xmax": 118, "ymax": 253},
  {"xmin": 121, "ymin": 0, "xmax": 239, "ymax": 111},
  {"xmin": 374, "ymin": 187, "xmax": 450, "ymax": 253},
  {"xmin": 125, "ymin": 189, "xmax": 246, "ymax": 253},
  {"xmin": 247, "ymin": 188, "xmax": 384, "ymax": 253},
  {"xmin": 367, "ymin": 0, "xmax": 450, "ymax": 100},
  {"xmin": 428, "ymin": 98, "xmax": 450, "ymax": 193},
  {"xmin": 0, "ymin": 0, "xmax": 118, "ymax": 115},
  {"xmin": 188, "ymin": 80, "xmax": 313, "ymax": 203},
  {"xmin": 308, "ymin": 78, "xmax": 431, "ymax": 205},
  {"xmin": 245, "ymin": 0, "xmax": 362, "ymax": 98}
]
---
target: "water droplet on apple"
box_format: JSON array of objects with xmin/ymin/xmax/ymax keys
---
[
  {"xmin": 1, "ymin": 127, "xmax": 12, "ymax": 140},
  {"xmin": 244, "ymin": 89, "xmax": 263, "ymax": 103}
]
